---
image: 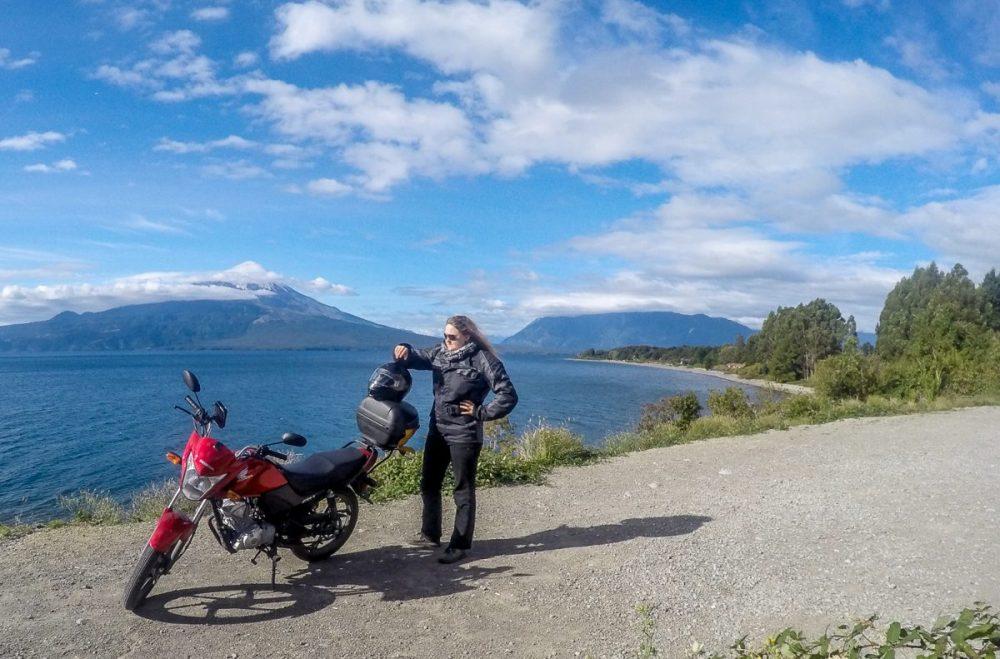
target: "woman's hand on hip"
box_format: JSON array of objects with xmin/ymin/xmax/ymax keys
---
[
  {"xmin": 394, "ymin": 345, "xmax": 409, "ymax": 361},
  {"xmin": 458, "ymin": 400, "xmax": 476, "ymax": 416}
]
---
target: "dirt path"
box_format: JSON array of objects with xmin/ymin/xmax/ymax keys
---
[{"xmin": 2, "ymin": 407, "xmax": 998, "ymax": 658}]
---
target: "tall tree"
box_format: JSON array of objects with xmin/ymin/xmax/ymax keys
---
[{"xmin": 981, "ymin": 269, "xmax": 1000, "ymax": 331}]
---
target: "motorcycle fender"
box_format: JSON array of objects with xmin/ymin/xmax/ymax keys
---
[{"xmin": 148, "ymin": 507, "xmax": 195, "ymax": 553}]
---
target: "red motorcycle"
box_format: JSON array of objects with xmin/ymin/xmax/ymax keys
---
[{"xmin": 123, "ymin": 365, "xmax": 418, "ymax": 611}]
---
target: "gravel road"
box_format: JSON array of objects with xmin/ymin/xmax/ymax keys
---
[{"xmin": 2, "ymin": 406, "xmax": 998, "ymax": 658}]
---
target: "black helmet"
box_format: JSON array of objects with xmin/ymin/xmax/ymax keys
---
[{"xmin": 368, "ymin": 361, "xmax": 412, "ymax": 402}]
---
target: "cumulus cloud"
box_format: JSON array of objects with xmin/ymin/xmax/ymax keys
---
[
  {"xmin": 191, "ymin": 6, "xmax": 230, "ymax": 21},
  {"xmin": 0, "ymin": 47, "xmax": 38, "ymax": 70},
  {"xmin": 234, "ymin": 51, "xmax": 259, "ymax": 68},
  {"xmin": 93, "ymin": 29, "xmax": 243, "ymax": 102},
  {"xmin": 0, "ymin": 261, "xmax": 355, "ymax": 325},
  {"xmin": 270, "ymin": 0, "xmax": 557, "ymax": 78},
  {"xmin": 244, "ymin": 77, "xmax": 484, "ymax": 192},
  {"xmin": 902, "ymin": 185, "xmax": 1000, "ymax": 274},
  {"xmin": 23, "ymin": 159, "xmax": 77, "ymax": 173},
  {"xmin": 307, "ymin": 178, "xmax": 352, "ymax": 196},
  {"xmin": 0, "ymin": 131, "xmax": 66, "ymax": 151}
]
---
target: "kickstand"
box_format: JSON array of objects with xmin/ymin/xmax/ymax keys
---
[{"xmin": 250, "ymin": 543, "xmax": 281, "ymax": 589}]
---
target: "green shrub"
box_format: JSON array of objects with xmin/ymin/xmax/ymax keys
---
[
  {"xmin": 813, "ymin": 347, "xmax": 883, "ymax": 400},
  {"xmin": 515, "ymin": 426, "xmax": 593, "ymax": 465},
  {"xmin": 780, "ymin": 394, "xmax": 829, "ymax": 420},
  {"xmin": 57, "ymin": 490, "xmax": 126, "ymax": 525},
  {"xmin": 707, "ymin": 387, "xmax": 755, "ymax": 419},
  {"xmin": 476, "ymin": 449, "xmax": 547, "ymax": 487},
  {"xmin": 0, "ymin": 523, "xmax": 32, "ymax": 541},
  {"xmin": 736, "ymin": 362, "xmax": 765, "ymax": 379},
  {"xmin": 638, "ymin": 392, "xmax": 702, "ymax": 432},
  {"xmin": 370, "ymin": 451, "xmax": 424, "ymax": 503},
  {"xmin": 684, "ymin": 415, "xmax": 751, "ymax": 440}
]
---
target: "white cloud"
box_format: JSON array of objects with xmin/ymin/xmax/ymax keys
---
[
  {"xmin": 23, "ymin": 159, "xmax": 78, "ymax": 174},
  {"xmin": 244, "ymin": 77, "xmax": 484, "ymax": 192},
  {"xmin": 270, "ymin": 0, "xmax": 557, "ymax": 78},
  {"xmin": 234, "ymin": 51, "xmax": 259, "ymax": 68},
  {"xmin": 93, "ymin": 29, "xmax": 243, "ymax": 102},
  {"xmin": 307, "ymin": 178, "xmax": 352, "ymax": 196},
  {"xmin": 0, "ymin": 261, "xmax": 354, "ymax": 325},
  {"xmin": 0, "ymin": 131, "xmax": 66, "ymax": 151},
  {"xmin": 0, "ymin": 47, "xmax": 38, "ymax": 70},
  {"xmin": 600, "ymin": 0, "xmax": 689, "ymax": 39},
  {"xmin": 115, "ymin": 6, "xmax": 150, "ymax": 30},
  {"xmin": 902, "ymin": 185, "xmax": 1000, "ymax": 274},
  {"xmin": 124, "ymin": 215, "xmax": 190, "ymax": 235},
  {"xmin": 14, "ymin": 89, "xmax": 34, "ymax": 103},
  {"xmin": 191, "ymin": 7, "xmax": 230, "ymax": 21},
  {"xmin": 201, "ymin": 159, "xmax": 272, "ymax": 179},
  {"xmin": 155, "ymin": 134, "xmax": 257, "ymax": 153},
  {"xmin": 305, "ymin": 276, "xmax": 355, "ymax": 295}
]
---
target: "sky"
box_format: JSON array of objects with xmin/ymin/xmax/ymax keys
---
[{"xmin": 1, "ymin": 0, "xmax": 999, "ymax": 336}]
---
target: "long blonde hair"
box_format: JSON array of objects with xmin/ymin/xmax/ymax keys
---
[{"xmin": 447, "ymin": 315, "xmax": 496, "ymax": 356}]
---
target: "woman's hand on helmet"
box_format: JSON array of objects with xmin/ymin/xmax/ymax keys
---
[{"xmin": 394, "ymin": 345, "xmax": 410, "ymax": 361}]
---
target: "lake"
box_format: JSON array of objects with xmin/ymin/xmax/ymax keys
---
[{"xmin": 0, "ymin": 351, "xmax": 760, "ymax": 522}]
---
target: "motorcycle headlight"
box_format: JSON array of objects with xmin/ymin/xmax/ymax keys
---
[{"xmin": 181, "ymin": 455, "xmax": 227, "ymax": 500}]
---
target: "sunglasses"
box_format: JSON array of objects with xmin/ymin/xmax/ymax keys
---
[{"xmin": 443, "ymin": 333, "xmax": 463, "ymax": 342}]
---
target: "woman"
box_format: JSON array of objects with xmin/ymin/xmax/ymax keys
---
[{"xmin": 393, "ymin": 315, "xmax": 518, "ymax": 563}]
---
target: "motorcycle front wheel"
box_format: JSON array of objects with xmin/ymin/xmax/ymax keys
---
[
  {"xmin": 290, "ymin": 489, "xmax": 358, "ymax": 561},
  {"xmin": 122, "ymin": 544, "xmax": 170, "ymax": 611}
]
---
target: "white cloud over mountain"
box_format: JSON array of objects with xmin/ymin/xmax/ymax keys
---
[{"xmin": 0, "ymin": 262, "xmax": 355, "ymax": 326}]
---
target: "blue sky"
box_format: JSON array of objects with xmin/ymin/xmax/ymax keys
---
[{"xmin": 1, "ymin": 0, "xmax": 999, "ymax": 336}]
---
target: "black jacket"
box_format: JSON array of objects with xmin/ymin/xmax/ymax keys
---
[{"xmin": 398, "ymin": 342, "xmax": 518, "ymax": 443}]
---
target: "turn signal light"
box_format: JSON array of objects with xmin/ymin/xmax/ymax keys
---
[{"xmin": 166, "ymin": 452, "xmax": 182, "ymax": 465}]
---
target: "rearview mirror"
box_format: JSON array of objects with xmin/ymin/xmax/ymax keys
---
[
  {"xmin": 182, "ymin": 370, "xmax": 201, "ymax": 393},
  {"xmin": 212, "ymin": 401, "xmax": 228, "ymax": 429},
  {"xmin": 281, "ymin": 432, "xmax": 307, "ymax": 447}
]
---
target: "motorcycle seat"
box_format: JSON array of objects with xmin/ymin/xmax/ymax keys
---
[{"xmin": 281, "ymin": 448, "xmax": 367, "ymax": 496}]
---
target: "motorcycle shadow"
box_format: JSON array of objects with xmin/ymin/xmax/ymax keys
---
[
  {"xmin": 135, "ymin": 514, "xmax": 710, "ymax": 624},
  {"xmin": 286, "ymin": 513, "xmax": 712, "ymax": 603},
  {"xmin": 136, "ymin": 582, "xmax": 336, "ymax": 625}
]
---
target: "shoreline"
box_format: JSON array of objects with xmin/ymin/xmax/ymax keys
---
[{"xmin": 570, "ymin": 358, "xmax": 813, "ymax": 395}]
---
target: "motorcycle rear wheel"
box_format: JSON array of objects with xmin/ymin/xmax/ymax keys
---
[
  {"xmin": 122, "ymin": 544, "xmax": 170, "ymax": 611},
  {"xmin": 291, "ymin": 489, "xmax": 358, "ymax": 561}
]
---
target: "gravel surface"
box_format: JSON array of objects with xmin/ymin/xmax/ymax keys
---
[
  {"xmin": 2, "ymin": 406, "xmax": 998, "ymax": 658},
  {"xmin": 587, "ymin": 359, "xmax": 815, "ymax": 395}
]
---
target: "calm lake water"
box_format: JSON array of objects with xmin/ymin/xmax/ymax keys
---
[{"xmin": 0, "ymin": 351, "xmax": 759, "ymax": 522}]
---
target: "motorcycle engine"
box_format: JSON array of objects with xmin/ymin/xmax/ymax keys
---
[{"xmin": 219, "ymin": 499, "xmax": 276, "ymax": 550}]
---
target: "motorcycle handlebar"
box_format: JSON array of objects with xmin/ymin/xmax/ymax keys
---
[{"xmin": 258, "ymin": 446, "xmax": 287, "ymax": 461}]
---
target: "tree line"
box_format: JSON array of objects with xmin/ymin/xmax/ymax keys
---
[{"xmin": 579, "ymin": 263, "xmax": 1000, "ymax": 400}]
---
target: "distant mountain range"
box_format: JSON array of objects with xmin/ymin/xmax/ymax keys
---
[
  {"xmin": 501, "ymin": 311, "xmax": 756, "ymax": 353},
  {"xmin": 0, "ymin": 282, "xmax": 436, "ymax": 351},
  {"xmin": 0, "ymin": 286, "xmax": 877, "ymax": 354}
]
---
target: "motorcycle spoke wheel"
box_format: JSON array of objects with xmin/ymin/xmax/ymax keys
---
[{"xmin": 290, "ymin": 489, "xmax": 358, "ymax": 562}]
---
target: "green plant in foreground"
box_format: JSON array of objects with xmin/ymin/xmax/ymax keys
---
[
  {"xmin": 635, "ymin": 603, "xmax": 659, "ymax": 658},
  {"xmin": 687, "ymin": 603, "xmax": 1000, "ymax": 658}
]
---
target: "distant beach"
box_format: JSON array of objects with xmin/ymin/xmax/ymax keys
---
[{"xmin": 570, "ymin": 358, "xmax": 814, "ymax": 395}]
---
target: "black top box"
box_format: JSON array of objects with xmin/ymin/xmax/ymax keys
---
[{"xmin": 356, "ymin": 397, "xmax": 420, "ymax": 449}]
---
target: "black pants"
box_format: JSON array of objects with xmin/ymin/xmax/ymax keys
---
[{"xmin": 420, "ymin": 427, "xmax": 482, "ymax": 550}]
